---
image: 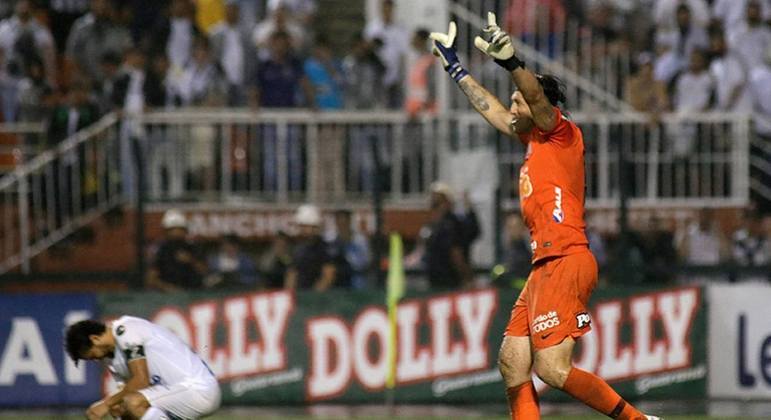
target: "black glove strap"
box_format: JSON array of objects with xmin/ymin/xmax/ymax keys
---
[{"xmin": 494, "ymin": 55, "xmax": 525, "ymax": 72}]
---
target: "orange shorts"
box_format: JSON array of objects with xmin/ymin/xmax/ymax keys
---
[{"xmin": 504, "ymin": 249, "xmax": 598, "ymax": 349}]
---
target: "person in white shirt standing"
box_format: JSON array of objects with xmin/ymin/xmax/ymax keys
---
[{"xmin": 66, "ymin": 316, "xmax": 220, "ymax": 420}]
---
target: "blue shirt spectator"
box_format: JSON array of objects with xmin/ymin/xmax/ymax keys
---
[{"xmin": 304, "ymin": 35, "xmax": 343, "ymax": 109}]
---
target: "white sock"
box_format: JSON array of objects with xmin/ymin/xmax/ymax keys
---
[{"xmin": 140, "ymin": 407, "xmax": 168, "ymax": 420}]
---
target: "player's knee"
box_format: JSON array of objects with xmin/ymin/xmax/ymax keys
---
[
  {"xmin": 123, "ymin": 392, "xmax": 150, "ymax": 417},
  {"xmin": 533, "ymin": 355, "xmax": 571, "ymax": 389},
  {"xmin": 497, "ymin": 347, "xmax": 530, "ymax": 385}
]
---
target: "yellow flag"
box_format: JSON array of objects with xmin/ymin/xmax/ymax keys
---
[{"xmin": 386, "ymin": 233, "xmax": 405, "ymax": 389}]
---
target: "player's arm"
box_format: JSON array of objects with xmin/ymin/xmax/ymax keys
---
[
  {"xmin": 85, "ymin": 358, "xmax": 150, "ymax": 419},
  {"xmin": 430, "ymin": 23, "xmax": 515, "ymax": 137},
  {"xmin": 474, "ymin": 12, "xmax": 556, "ymax": 132}
]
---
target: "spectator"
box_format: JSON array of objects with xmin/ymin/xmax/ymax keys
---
[
  {"xmin": 585, "ymin": 212, "xmax": 608, "ymax": 268},
  {"xmin": 259, "ymin": 230, "xmax": 293, "ymax": 289},
  {"xmin": 712, "ymin": 0, "xmax": 771, "ymax": 42},
  {"xmin": 674, "ymin": 49, "xmax": 713, "ymax": 113},
  {"xmin": 284, "ymin": 204, "xmax": 337, "ymax": 291},
  {"xmin": 342, "ymin": 32, "xmax": 385, "ymax": 110},
  {"xmin": 654, "ymin": 3, "xmax": 709, "ymax": 86},
  {"xmin": 326, "ymin": 210, "xmax": 371, "ymax": 289},
  {"xmin": 194, "ymin": 0, "xmax": 226, "ymax": 34},
  {"xmin": 146, "ymin": 209, "xmax": 206, "ymax": 291},
  {"xmin": 501, "ymin": 212, "xmax": 531, "ymax": 281},
  {"xmin": 47, "ymin": 79, "xmax": 100, "ymax": 145},
  {"xmin": 111, "ymin": 48, "xmax": 153, "ymax": 115},
  {"xmin": 252, "ymin": 1, "xmax": 307, "ymax": 55},
  {"xmin": 268, "ymin": 0, "xmax": 318, "ymax": 27},
  {"xmin": 206, "ymin": 234, "xmax": 259, "ymax": 289},
  {"xmin": 0, "ymin": 48, "xmax": 23, "ymax": 122},
  {"xmin": 251, "ymin": 30, "xmax": 312, "ymax": 108},
  {"xmin": 171, "ymin": 37, "xmax": 227, "ymax": 107},
  {"xmin": 732, "ymin": 210, "xmax": 770, "ymax": 281},
  {"xmin": 420, "ymin": 183, "xmax": 474, "ymax": 289},
  {"xmin": 0, "ymin": 0, "xmax": 57, "ymax": 87},
  {"xmin": 404, "ymin": 29, "xmax": 435, "ymax": 118},
  {"xmin": 676, "ymin": 208, "xmax": 726, "ymax": 269},
  {"xmin": 66, "ymin": 0, "xmax": 132, "ymax": 84},
  {"xmin": 304, "ymin": 35, "xmax": 343, "ymax": 110},
  {"xmin": 364, "ymin": 0, "xmax": 408, "ymax": 109},
  {"xmin": 48, "ymin": 0, "xmax": 89, "ymax": 52},
  {"xmin": 16, "ymin": 55, "xmax": 53, "ymax": 122},
  {"xmin": 653, "ymin": 0, "xmax": 710, "ymax": 30},
  {"xmin": 728, "ymin": 0, "xmax": 771, "ymax": 72},
  {"xmin": 97, "ymin": 51, "xmax": 123, "ymax": 113},
  {"xmin": 625, "ymin": 52, "xmax": 669, "ymax": 115},
  {"xmin": 305, "ymin": 34, "xmax": 344, "ymax": 199},
  {"xmin": 503, "ymin": 0, "xmax": 565, "ymax": 57},
  {"xmin": 708, "ymin": 28, "xmax": 752, "ymax": 112},
  {"xmin": 208, "ymin": 0, "xmax": 255, "ymax": 106},
  {"xmin": 250, "ymin": 30, "xmax": 310, "ymax": 192},
  {"xmin": 454, "ymin": 188, "xmax": 481, "ymax": 265},
  {"xmin": 671, "ymin": 48, "xmax": 713, "ymax": 157},
  {"xmin": 144, "ymin": 0, "xmax": 201, "ymax": 75}
]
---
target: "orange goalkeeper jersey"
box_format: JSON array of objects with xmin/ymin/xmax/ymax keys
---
[{"xmin": 517, "ymin": 107, "xmax": 589, "ymax": 263}]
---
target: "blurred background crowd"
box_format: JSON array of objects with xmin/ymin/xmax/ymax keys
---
[{"xmin": 0, "ymin": 0, "xmax": 768, "ymax": 290}]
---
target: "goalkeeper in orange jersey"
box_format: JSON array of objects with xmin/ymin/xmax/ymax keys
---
[{"xmin": 429, "ymin": 12, "xmax": 661, "ymax": 420}]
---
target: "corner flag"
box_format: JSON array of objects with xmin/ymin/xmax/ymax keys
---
[{"xmin": 386, "ymin": 233, "xmax": 405, "ymax": 389}]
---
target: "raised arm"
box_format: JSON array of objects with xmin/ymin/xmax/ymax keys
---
[
  {"xmin": 474, "ymin": 12, "xmax": 556, "ymax": 132},
  {"xmin": 430, "ymin": 23, "xmax": 515, "ymax": 137}
]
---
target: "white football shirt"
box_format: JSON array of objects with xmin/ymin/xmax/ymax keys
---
[{"xmin": 107, "ymin": 316, "xmax": 216, "ymax": 389}]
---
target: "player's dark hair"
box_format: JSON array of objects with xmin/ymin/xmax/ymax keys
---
[
  {"xmin": 414, "ymin": 28, "xmax": 430, "ymax": 42},
  {"xmin": 65, "ymin": 320, "xmax": 106, "ymax": 365},
  {"xmin": 536, "ymin": 74, "xmax": 567, "ymax": 107}
]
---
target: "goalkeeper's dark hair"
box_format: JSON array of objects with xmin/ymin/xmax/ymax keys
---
[
  {"xmin": 65, "ymin": 319, "xmax": 106, "ymax": 365},
  {"xmin": 536, "ymin": 74, "xmax": 567, "ymax": 107}
]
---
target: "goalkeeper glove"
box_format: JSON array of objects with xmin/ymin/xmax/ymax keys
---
[
  {"xmin": 430, "ymin": 22, "xmax": 469, "ymax": 83},
  {"xmin": 473, "ymin": 12, "xmax": 525, "ymax": 71}
]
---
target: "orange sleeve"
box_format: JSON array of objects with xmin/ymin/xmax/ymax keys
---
[{"xmin": 533, "ymin": 107, "xmax": 575, "ymax": 146}]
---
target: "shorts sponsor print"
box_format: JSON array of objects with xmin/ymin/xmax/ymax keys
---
[{"xmin": 504, "ymin": 250, "xmax": 598, "ymax": 349}]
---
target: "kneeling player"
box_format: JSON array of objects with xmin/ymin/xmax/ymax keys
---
[{"xmin": 66, "ymin": 316, "xmax": 220, "ymax": 420}]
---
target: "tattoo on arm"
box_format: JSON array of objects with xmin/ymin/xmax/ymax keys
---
[{"xmin": 459, "ymin": 79, "xmax": 490, "ymax": 111}]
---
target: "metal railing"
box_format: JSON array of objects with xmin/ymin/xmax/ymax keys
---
[
  {"xmin": 449, "ymin": 0, "xmax": 633, "ymax": 112},
  {"xmin": 0, "ymin": 113, "xmax": 124, "ymax": 274},
  {"xmin": 0, "ymin": 109, "xmax": 754, "ymax": 274},
  {"xmin": 138, "ymin": 109, "xmax": 752, "ymax": 209}
]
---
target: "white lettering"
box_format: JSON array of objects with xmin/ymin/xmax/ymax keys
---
[
  {"xmin": 429, "ymin": 297, "xmax": 463, "ymax": 376},
  {"xmin": 456, "ymin": 290, "xmax": 496, "ymax": 370},
  {"xmin": 659, "ymin": 289, "xmax": 698, "ymax": 367},
  {"xmin": 252, "ymin": 291, "xmax": 293, "ymax": 371},
  {"xmin": 631, "ymin": 296, "xmax": 665, "ymax": 373},
  {"xmin": 352, "ymin": 309, "xmax": 388, "ymax": 389},
  {"xmin": 597, "ymin": 302, "xmax": 632, "ymax": 379},
  {"xmin": 307, "ymin": 318, "xmax": 351, "ymax": 399},
  {"xmin": 225, "ymin": 298, "xmax": 259, "ymax": 376},
  {"xmin": 396, "ymin": 303, "xmax": 430, "ymax": 382},
  {"xmin": 190, "ymin": 303, "xmax": 226, "ymax": 375},
  {"xmin": 0, "ymin": 318, "xmax": 57, "ymax": 385}
]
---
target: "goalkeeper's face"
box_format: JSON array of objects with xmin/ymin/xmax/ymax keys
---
[{"xmin": 509, "ymin": 91, "xmax": 534, "ymax": 129}]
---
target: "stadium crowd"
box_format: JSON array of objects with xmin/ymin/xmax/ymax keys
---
[{"xmin": 0, "ymin": 0, "xmax": 768, "ymax": 286}]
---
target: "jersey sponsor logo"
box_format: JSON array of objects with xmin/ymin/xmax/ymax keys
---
[
  {"xmin": 552, "ymin": 186, "xmax": 564, "ymax": 223},
  {"xmin": 123, "ymin": 345, "xmax": 145, "ymax": 361},
  {"xmin": 576, "ymin": 312, "xmax": 591, "ymax": 329},
  {"xmin": 116, "ymin": 325, "xmax": 125, "ymax": 336},
  {"xmin": 532, "ymin": 311, "xmax": 560, "ymax": 333},
  {"xmin": 519, "ymin": 165, "xmax": 533, "ymax": 198}
]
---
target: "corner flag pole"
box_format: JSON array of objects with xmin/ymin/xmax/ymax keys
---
[{"xmin": 385, "ymin": 233, "xmax": 405, "ymax": 405}]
